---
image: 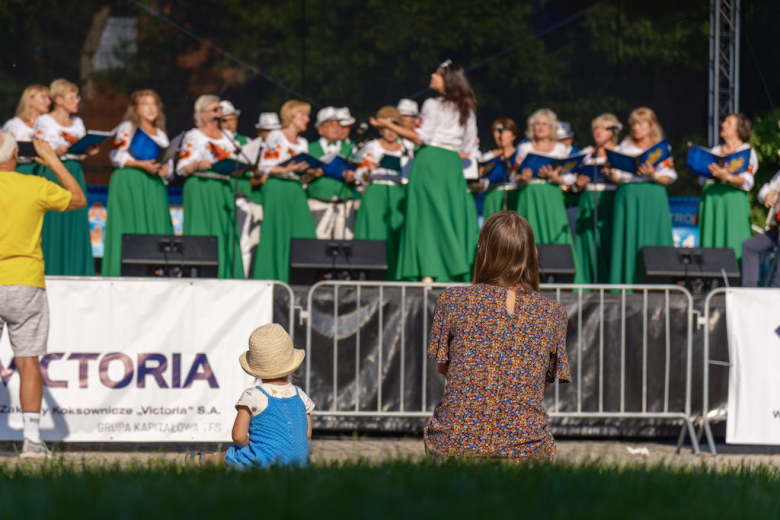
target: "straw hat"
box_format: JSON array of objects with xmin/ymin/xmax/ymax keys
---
[
  {"xmin": 556, "ymin": 121, "xmax": 574, "ymax": 140},
  {"xmin": 336, "ymin": 107, "xmax": 356, "ymax": 126},
  {"xmin": 397, "ymin": 99, "xmax": 419, "ymax": 117},
  {"xmin": 239, "ymin": 324, "xmax": 305, "ymax": 380},
  {"xmin": 315, "ymin": 106, "xmax": 339, "ymax": 128}
]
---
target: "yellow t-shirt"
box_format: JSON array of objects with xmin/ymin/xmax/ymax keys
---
[{"xmin": 0, "ymin": 171, "xmax": 72, "ymax": 289}]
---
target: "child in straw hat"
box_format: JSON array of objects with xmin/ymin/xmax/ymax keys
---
[{"xmin": 186, "ymin": 323, "xmax": 314, "ymax": 467}]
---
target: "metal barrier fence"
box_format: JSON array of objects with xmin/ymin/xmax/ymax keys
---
[
  {"xmin": 698, "ymin": 287, "xmax": 730, "ymax": 456},
  {"xmin": 302, "ymin": 281, "xmax": 700, "ymax": 454}
]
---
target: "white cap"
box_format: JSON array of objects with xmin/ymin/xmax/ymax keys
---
[
  {"xmin": 315, "ymin": 106, "xmax": 340, "ymax": 128},
  {"xmin": 255, "ymin": 112, "xmax": 282, "ymax": 130},
  {"xmin": 397, "ymin": 99, "xmax": 419, "ymax": 117},
  {"xmin": 336, "ymin": 107, "xmax": 356, "ymax": 126},
  {"xmin": 219, "ymin": 100, "xmax": 241, "ymax": 117},
  {"xmin": 556, "ymin": 121, "xmax": 574, "ymax": 140}
]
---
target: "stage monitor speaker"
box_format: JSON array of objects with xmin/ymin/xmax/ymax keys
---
[
  {"xmin": 641, "ymin": 246, "xmax": 740, "ymax": 291},
  {"xmin": 120, "ymin": 235, "xmax": 219, "ymax": 278},
  {"xmin": 289, "ymin": 239, "xmax": 387, "ymax": 285},
  {"xmin": 537, "ymin": 244, "xmax": 576, "ymax": 284}
]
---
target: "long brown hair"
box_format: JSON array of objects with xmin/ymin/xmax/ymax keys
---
[
  {"xmin": 437, "ymin": 60, "xmax": 477, "ymax": 125},
  {"xmin": 473, "ymin": 211, "xmax": 539, "ymax": 291},
  {"xmin": 124, "ymin": 89, "xmax": 166, "ymax": 132}
]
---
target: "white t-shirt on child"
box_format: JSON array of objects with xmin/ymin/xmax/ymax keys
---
[{"xmin": 235, "ymin": 382, "xmax": 315, "ymax": 417}]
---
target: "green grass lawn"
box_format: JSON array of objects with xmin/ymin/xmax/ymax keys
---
[{"xmin": 1, "ymin": 459, "xmax": 778, "ymax": 519}]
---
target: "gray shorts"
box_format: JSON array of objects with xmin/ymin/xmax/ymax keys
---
[{"xmin": 0, "ymin": 285, "xmax": 50, "ymax": 357}]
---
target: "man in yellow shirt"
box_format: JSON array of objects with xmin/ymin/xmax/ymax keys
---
[{"xmin": 0, "ymin": 132, "xmax": 86, "ymax": 458}]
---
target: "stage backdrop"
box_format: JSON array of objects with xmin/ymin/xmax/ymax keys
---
[
  {"xmin": 726, "ymin": 289, "xmax": 780, "ymax": 445},
  {"xmin": 0, "ymin": 278, "xmax": 273, "ymax": 442}
]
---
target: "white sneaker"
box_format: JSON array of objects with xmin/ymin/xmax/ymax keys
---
[{"xmin": 20, "ymin": 438, "xmax": 54, "ymax": 459}]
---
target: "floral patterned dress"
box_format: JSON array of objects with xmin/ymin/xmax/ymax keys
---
[{"xmin": 424, "ymin": 284, "xmax": 571, "ymax": 462}]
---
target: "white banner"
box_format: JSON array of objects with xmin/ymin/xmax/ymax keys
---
[
  {"xmin": 0, "ymin": 278, "xmax": 275, "ymax": 442},
  {"xmin": 726, "ymin": 289, "xmax": 780, "ymax": 445}
]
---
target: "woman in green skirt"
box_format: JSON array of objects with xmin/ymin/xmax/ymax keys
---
[
  {"xmin": 575, "ymin": 113, "xmax": 622, "ymax": 284},
  {"xmin": 176, "ymin": 95, "xmax": 244, "ymax": 279},
  {"xmin": 697, "ymin": 113, "xmax": 757, "ymax": 266},
  {"xmin": 515, "ymin": 109, "xmax": 582, "ymax": 282},
  {"xmin": 101, "ymin": 90, "xmax": 174, "ymax": 277},
  {"xmin": 477, "ymin": 117, "xmax": 520, "ymax": 220},
  {"xmin": 354, "ymin": 105, "xmax": 411, "ymax": 280},
  {"xmin": 252, "ymin": 99, "xmax": 317, "ymax": 283},
  {"xmin": 609, "ymin": 107, "xmax": 677, "ymax": 285},
  {"xmin": 33, "ymin": 79, "xmax": 97, "ymax": 276},
  {"xmin": 3, "ymin": 84, "xmax": 51, "ymax": 176},
  {"xmin": 370, "ymin": 60, "xmax": 479, "ymax": 282}
]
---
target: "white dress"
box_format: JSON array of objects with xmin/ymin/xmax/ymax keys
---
[
  {"xmin": 258, "ymin": 129, "xmax": 309, "ymax": 178},
  {"xmin": 33, "ymin": 113, "xmax": 86, "ymax": 160},
  {"xmin": 708, "ymin": 143, "xmax": 758, "ymax": 192},
  {"xmin": 416, "ymin": 97, "xmax": 478, "ymax": 154},
  {"xmin": 612, "ymin": 139, "xmax": 677, "ymax": 184},
  {"xmin": 3, "ymin": 117, "xmax": 36, "ymax": 164},
  {"xmin": 175, "ymin": 128, "xmax": 237, "ymax": 178},
  {"xmin": 515, "ymin": 141, "xmax": 574, "ymax": 185},
  {"xmin": 355, "ymin": 138, "xmax": 409, "ymax": 185},
  {"xmin": 109, "ymin": 121, "xmax": 171, "ymax": 168}
]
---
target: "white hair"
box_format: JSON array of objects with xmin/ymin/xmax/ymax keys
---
[
  {"xmin": 0, "ymin": 131, "xmax": 18, "ymax": 164},
  {"xmin": 193, "ymin": 95, "xmax": 220, "ymax": 127},
  {"xmin": 526, "ymin": 108, "xmax": 560, "ymax": 141}
]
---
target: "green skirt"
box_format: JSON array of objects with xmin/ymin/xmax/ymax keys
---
[
  {"xmin": 183, "ymin": 175, "xmax": 244, "ymax": 279},
  {"xmin": 237, "ymin": 175, "xmax": 263, "ymax": 205},
  {"xmin": 40, "ymin": 160, "xmax": 95, "ymax": 276},
  {"xmin": 482, "ymin": 188, "xmax": 519, "ymax": 221},
  {"xmin": 575, "ymin": 189, "xmax": 616, "ymax": 284},
  {"xmin": 101, "ymin": 167, "xmax": 173, "ymax": 277},
  {"xmin": 16, "ymin": 163, "xmax": 40, "ymax": 176},
  {"xmin": 354, "ymin": 183, "xmax": 406, "ymax": 281},
  {"xmin": 396, "ymin": 146, "xmax": 479, "ymax": 282},
  {"xmin": 516, "ymin": 182, "xmax": 582, "ymax": 283},
  {"xmin": 698, "ymin": 183, "xmax": 751, "ymax": 263},
  {"xmin": 609, "ymin": 183, "xmax": 674, "ymax": 285},
  {"xmin": 252, "ymin": 177, "xmax": 316, "ymax": 282},
  {"xmin": 306, "ymin": 175, "xmax": 355, "ymax": 202}
]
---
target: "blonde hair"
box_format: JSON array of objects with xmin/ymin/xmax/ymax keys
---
[
  {"xmin": 193, "ymin": 94, "xmax": 220, "ymax": 127},
  {"xmin": 15, "ymin": 85, "xmax": 50, "ymax": 121},
  {"xmin": 628, "ymin": 107, "xmax": 664, "ymax": 144},
  {"xmin": 526, "ymin": 108, "xmax": 559, "ymax": 141},
  {"xmin": 376, "ymin": 105, "xmax": 402, "ymax": 124},
  {"xmin": 280, "ymin": 100, "xmax": 311, "ymax": 127},
  {"xmin": 591, "ymin": 112, "xmax": 622, "ymax": 144},
  {"xmin": 49, "ymin": 79, "xmax": 78, "ymax": 103},
  {"xmin": 123, "ymin": 90, "xmax": 166, "ymax": 132}
]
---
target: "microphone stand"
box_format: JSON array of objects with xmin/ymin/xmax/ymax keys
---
[{"xmin": 218, "ymin": 121, "xmax": 251, "ymax": 280}]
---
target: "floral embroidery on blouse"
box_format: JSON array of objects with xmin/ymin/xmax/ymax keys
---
[
  {"xmin": 60, "ymin": 130, "xmax": 78, "ymax": 145},
  {"xmin": 424, "ymin": 284, "xmax": 571, "ymax": 463},
  {"xmin": 208, "ymin": 142, "xmax": 231, "ymax": 161}
]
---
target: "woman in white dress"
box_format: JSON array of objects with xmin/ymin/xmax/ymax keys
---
[
  {"xmin": 608, "ymin": 107, "xmax": 676, "ymax": 284},
  {"xmin": 354, "ymin": 105, "xmax": 412, "ymax": 280},
  {"xmin": 370, "ymin": 60, "xmax": 479, "ymax": 282},
  {"xmin": 33, "ymin": 79, "xmax": 98, "ymax": 276},
  {"xmin": 3, "ymin": 84, "xmax": 51, "ymax": 175},
  {"xmin": 251, "ymin": 99, "xmax": 317, "ymax": 282},
  {"xmin": 102, "ymin": 89, "xmax": 173, "ymax": 277},
  {"xmin": 176, "ymin": 95, "xmax": 244, "ymax": 278}
]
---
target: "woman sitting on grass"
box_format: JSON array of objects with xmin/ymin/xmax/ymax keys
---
[
  {"xmin": 424, "ymin": 211, "xmax": 571, "ymax": 463},
  {"xmin": 187, "ymin": 324, "xmax": 314, "ymax": 468}
]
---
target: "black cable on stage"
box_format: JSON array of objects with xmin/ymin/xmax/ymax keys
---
[
  {"xmin": 403, "ymin": 0, "xmax": 612, "ymax": 101},
  {"xmin": 127, "ymin": 0, "xmax": 322, "ymax": 108}
]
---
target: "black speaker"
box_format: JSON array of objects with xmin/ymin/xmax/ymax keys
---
[
  {"xmin": 120, "ymin": 235, "xmax": 219, "ymax": 278},
  {"xmin": 537, "ymin": 244, "xmax": 576, "ymax": 284},
  {"xmin": 641, "ymin": 246, "xmax": 740, "ymax": 291},
  {"xmin": 289, "ymin": 239, "xmax": 387, "ymax": 284}
]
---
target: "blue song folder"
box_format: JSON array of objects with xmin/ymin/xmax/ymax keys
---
[
  {"xmin": 480, "ymin": 154, "xmax": 516, "ymax": 185},
  {"xmin": 211, "ymin": 159, "xmax": 250, "ymax": 175},
  {"xmin": 280, "ymin": 153, "xmax": 325, "ymax": 170},
  {"xmin": 578, "ymin": 164, "xmax": 611, "ymax": 184},
  {"xmin": 129, "ymin": 128, "xmax": 163, "ymax": 161},
  {"xmin": 605, "ymin": 139, "xmax": 670, "ymax": 174},
  {"xmin": 68, "ymin": 130, "xmax": 113, "ymax": 155},
  {"xmin": 686, "ymin": 145, "xmax": 751, "ymax": 178},
  {"xmin": 320, "ymin": 154, "xmax": 359, "ymax": 181},
  {"xmin": 517, "ymin": 152, "xmax": 586, "ymax": 176},
  {"xmin": 378, "ymin": 155, "xmax": 402, "ymax": 172}
]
